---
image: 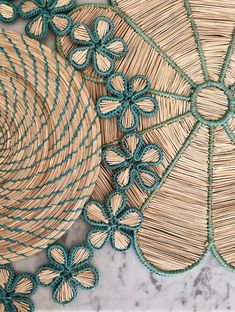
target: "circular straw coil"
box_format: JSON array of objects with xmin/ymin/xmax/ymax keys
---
[{"xmin": 0, "ymin": 30, "xmax": 101, "ymax": 263}]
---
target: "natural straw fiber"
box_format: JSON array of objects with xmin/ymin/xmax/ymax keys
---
[
  {"xmin": 0, "ymin": 30, "xmax": 101, "ymax": 263},
  {"xmin": 57, "ymin": 1, "xmax": 235, "ymax": 274}
]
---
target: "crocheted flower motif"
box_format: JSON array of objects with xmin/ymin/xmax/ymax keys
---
[
  {"xmin": 0, "ymin": 265, "xmax": 36, "ymax": 312},
  {"xmin": 103, "ymin": 133, "xmax": 163, "ymax": 192},
  {"xmin": 0, "ymin": 1, "xmax": 17, "ymax": 22},
  {"xmin": 69, "ymin": 16, "xmax": 128, "ymax": 77},
  {"xmin": 84, "ymin": 191, "xmax": 143, "ymax": 251},
  {"xmin": 96, "ymin": 72, "xmax": 158, "ymax": 132},
  {"xmin": 36, "ymin": 244, "xmax": 98, "ymax": 304},
  {"xmin": 19, "ymin": 0, "xmax": 76, "ymax": 40}
]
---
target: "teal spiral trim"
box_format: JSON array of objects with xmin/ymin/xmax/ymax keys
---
[{"xmin": 0, "ymin": 30, "xmax": 101, "ymax": 263}]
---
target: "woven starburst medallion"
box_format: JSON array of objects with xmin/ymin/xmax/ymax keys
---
[{"xmin": 57, "ymin": 0, "xmax": 235, "ymax": 274}]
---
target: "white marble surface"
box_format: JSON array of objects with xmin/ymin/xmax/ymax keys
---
[
  {"xmin": 1, "ymin": 1, "xmax": 235, "ymax": 311},
  {"xmin": 13, "ymin": 220, "xmax": 235, "ymax": 312}
]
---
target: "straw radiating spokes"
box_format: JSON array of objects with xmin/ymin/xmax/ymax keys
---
[{"xmin": 57, "ymin": 1, "xmax": 235, "ymax": 274}]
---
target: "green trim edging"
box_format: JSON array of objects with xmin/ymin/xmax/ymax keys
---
[
  {"xmin": 56, "ymin": 2, "xmax": 197, "ymax": 88},
  {"xmin": 133, "ymin": 121, "xmax": 211, "ymax": 275},
  {"xmin": 55, "ymin": 0, "xmax": 235, "ymax": 276}
]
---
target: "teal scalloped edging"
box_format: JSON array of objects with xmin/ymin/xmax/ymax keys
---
[
  {"xmin": 19, "ymin": 0, "xmax": 76, "ymax": 40},
  {"xmin": 83, "ymin": 190, "xmax": 143, "ymax": 252},
  {"xmin": 69, "ymin": 16, "xmax": 128, "ymax": 77},
  {"xmin": 0, "ymin": 1, "xmax": 18, "ymax": 23},
  {"xmin": 36, "ymin": 243, "xmax": 99, "ymax": 305},
  {"xmin": 0, "ymin": 265, "xmax": 38, "ymax": 312},
  {"xmin": 97, "ymin": 72, "xmax": 158, "ymax": 133},
  {"xmin": 56, "ymin": 0, "xmax": 235, "ymax": 277}
]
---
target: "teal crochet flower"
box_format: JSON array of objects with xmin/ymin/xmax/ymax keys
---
[
  {"xmin": 103, "ymin": 133, "xmax": 163, "ymax": 192},
  {"xmin": 19, "ymin": 0, "xmax": 76, "ymax": 40},
  {"xmin": 69, "ymin": 16, "xmax": 128, "ymax": 77},
  {"xmin": 0, "ymin": 1, "xmax": 18, "ymax": 23},
  {"xmin": 0, "ymin": 265, "xmax": 37, "ymax": 312},
  {"xmin": 96, "ymin": 72, "xmax": 158, "ymax": 132},
  {"xmin": 84, "ymin": 191, "xmax": 143, "ymax": 251},
  {"xmin": 36, "ymin": 244, "xmax": 98, "ymax": 304}
]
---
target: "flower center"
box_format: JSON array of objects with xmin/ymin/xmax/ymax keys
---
[
  {"xmin": 63, "ymin": 270, "xmax": 73, "ymax": 280},
  {"xmin": 191, "ymin": 81, "xmax": 235, "ymax": 126}
]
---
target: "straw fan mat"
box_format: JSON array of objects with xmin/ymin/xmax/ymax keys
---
[
  {"xmin": 0, "ymin": 30, "xmax": 101, "ymax": 264},
  {"xmin": 57, "ymin": 1, "xmax": 235, "ymax": 274}
]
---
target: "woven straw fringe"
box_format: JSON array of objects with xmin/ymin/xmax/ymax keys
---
[
  {"xmin": 58, "ymin": 0, "xmax": 235, "ymax": 272},
  {"xmin": 0, "ymin": 31, "xmax": 100, "ymax": 263}
]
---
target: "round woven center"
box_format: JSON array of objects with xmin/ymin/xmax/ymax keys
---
[
  {"xmin": 196, "ymin": 87, "xmax": 228, "ymax": 121},
  {"xmin": 191, "ymin": 81, "xmax": 234, "ymax": 126}
]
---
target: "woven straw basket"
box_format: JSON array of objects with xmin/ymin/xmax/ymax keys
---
[{"xmin": 0, "ymin": 30, "xmax": 101, "ymax": 263}]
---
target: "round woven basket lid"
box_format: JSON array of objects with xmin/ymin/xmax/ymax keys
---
[
  {"xmin": 57, "ymin": 1, "xmax": 235, "ymax": 274},
  {"xmin": 0, "ymin": 30, "xmax": 101, "ymax": 263}
]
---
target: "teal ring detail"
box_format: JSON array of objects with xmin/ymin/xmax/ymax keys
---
[{"xmin": 191, "ymin": 80, "xmax": 235, "ymax": 126}]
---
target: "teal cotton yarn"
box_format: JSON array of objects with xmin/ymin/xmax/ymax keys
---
[{"xmin": 0, "ymin": 30, "xmax": 101, "ymax": 263}]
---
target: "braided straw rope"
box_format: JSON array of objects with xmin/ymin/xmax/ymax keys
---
[
  {"xmin": 57, "ymin": 1, "xmax": 235, "ymax": 274},
  {"xmin": 0, "ymin": 30, "xmax": 101, "ymax": 263}
]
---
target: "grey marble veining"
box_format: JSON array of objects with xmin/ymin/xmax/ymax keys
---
[
  {"xmin": 12, "ymin": 219, "xmax": 235, "ymax": 312},
  {"xmin": 1, "ymin": 1, "xmax": 235, "ymax": 311}
]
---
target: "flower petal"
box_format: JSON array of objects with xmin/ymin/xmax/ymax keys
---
[
  {"xmin": 47, "ymin": 244, "xmax": 67, "ymax": 268},
  {"xmin": 0, "ymin": 2, "xmax": 17, "ymax": 22},
  {"xmin": 93, "ymin": 51, "xmax": 114, "ymax": 77},
  {"xmin": 0, "ymin": 302, "xmax": 5, "ymax": 312},
  {"xmin": 113, "ymin": 166, "xmax": 133, "ymax": 190},
  {"xmin": 25, "ymin": 14, "xmax": 49, "ymax": 40},
  {"xmin": 96, "ymin": 96, "xmax": 122, "ymax": 118},
  {"xmin": 19, "ymin": 0, "xmax": 40, "ymax": 18},
  {"xmin": 88, "ymin": 229, "xmax": 110, "ymax": 249},
  {"xmin": 37, "ymin": 266, "xmax": 61, "ymax": 287},
  {"xmin": 49, "ymin": 14, "xmax": 72, "ymax": 36},
  {"xmin": 69, "ymin": 246, "xmax": 92, "ymax": 268},
  {"xmin": 103, "ymin": 146, "xmax": 127, "ymax": 170},
  {"xmin": 136, "ymin": 168, "xmax": 159, "ymax": 192},
  {"xmin": 106, "ymin": 191, "xmax": 127, "ymax": 216},
  {"xmin": 12, "ymin": 298, "xmax": 34, "ymax": 312},
  {"xmin": 118, "ymin": 208, "xmax": 143, "ymax": 230},
  {"xmin": 121, "ymin": 133, "xmax": 142, "ymax": 157},
  {"xmin": 118, "ymin": 105, "xmax": 139, "ymax": 132},
  {"xmin": 104, "ymin": 38, "xmax": 128, "ymax": 58},
  {"xmin": 50, "ymin": 0, "xmax": 76, "ymax": 13},
  {"xmin": 53, "ymin": 279, "xmax": 77, "ymax": 304},
  {"xmin": 134, "ymin": 96, "xmax": 158, "ymax": 116},
  {"xmin": 93, "ymin": 16, "xmax": 114, "ymax": 41},
  {"xmin": 73, "ymin": 267, "xmax": 98, "ymax": 289},
  {"xmin": 70, "ymin": 23, "xmax": 93, "ymax": 45},
  {"xmin": 106, "ymin": 72, "xmax": 127, "ymax": 96},
  {"xmin": 129, "ymin": 75, "xmax": 151, "ymax": 95},
  {"xmin": 69, "ymin": 47, "xmax": 91, "ymax": 71},
  {"xmin": 138, "ymin": 144, "xmax": 163, "ymax": 166},
  {"xmin": 83, "ymin": 201, "xmax": 109, "ymax": 226},
  {"xmin": 111, "ymin": 230, "xmax": 132, "ymax": 251},
  {"xmin": 0, "ymin": 265, "xmax": 14, "ymax": 290},
  {"xmin": 12, "ymin": 274, "xmax": 36, "ymax": 296}
]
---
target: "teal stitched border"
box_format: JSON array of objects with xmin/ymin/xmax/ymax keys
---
[
  {"xmin": 56, "ymin": 0, "xmax": 235, "ymax": 276},
  {"xmin": 56, "ymin": 3, "xmax": 196, "ymax": 88},
  {"xmin": 133, "ymin": 121, "xmax": 211, "ymax": 276}
]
